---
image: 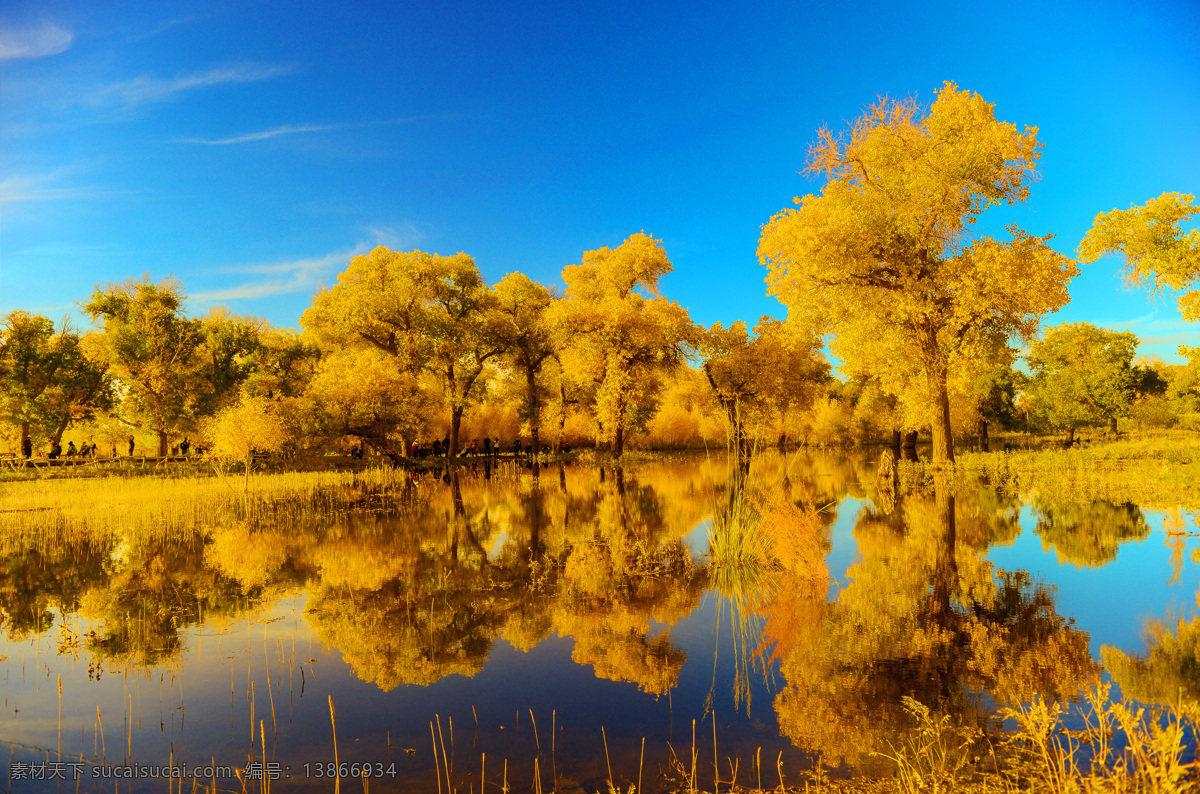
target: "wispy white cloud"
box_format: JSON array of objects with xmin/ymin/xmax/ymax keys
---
[
  {"xmin": 0, "ymin": 172, "xmax": 117, "ymax": 203},
  {"xmin": 127, "ymin": 15, "xmax": 208, "ymax": 41},
  {"xmin": 180, "ymin": 123, "xmax": 338, "ymax": 146},
  {"xmin": 193, "ymin": 225, "xmax": 425, "ymax": 302},
  {"xmin": 178, "ymin": 117, "xmax": 430, "ymax": 146},
  {"xmin": 0, "ymin": 22, "xmax": 74, "ymax": 59},
  {"xmin": 1101, "ymin": 310, "xmax": 1193, "ymax": 336},
  {"xmin": 93, "ymin": 63, "xmax": 295, "ymax": 109},
  {"xmin": 11, "ymin": 241, "xmax": 122, "ymax": 257}
]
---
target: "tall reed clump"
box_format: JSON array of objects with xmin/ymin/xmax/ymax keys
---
[
  {"xmin": 707, "ymin": 468, "xmax": 826, "ymax": 713},
  {"xmin": 871, "ymin": 696, "xmax": 983, "ymax": 794}
]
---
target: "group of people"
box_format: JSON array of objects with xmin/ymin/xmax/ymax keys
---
[
  {"xmin": 19, "ymin": 435, "xmax": 203, "ymax": 460},
  {"xmin": 39, "ymin": 440, "xmax": 99, "ymax": 460}
]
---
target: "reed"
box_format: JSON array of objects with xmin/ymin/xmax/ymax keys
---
[{"xmin": 329, "ymin": 695, "xmax": 340, "ymax": 794}]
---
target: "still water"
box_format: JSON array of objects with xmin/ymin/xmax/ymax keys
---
[{"xmin": 0, "ymin": 452, "xmax": 1196, "ymax": 791}]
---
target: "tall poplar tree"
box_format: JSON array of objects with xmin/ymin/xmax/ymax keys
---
[
  {"xmin": 495, "ymin": 272, "xmax": 557, "ymax": 454},
  {"xmin": 84, "ymin": 277, "xmax": 206, "ymax": 456},
  {"xmin": 550, "ymin": 233, "xmax": 697, "ymax": 457},
  {"xmin": 301, "ymin": 247, "xmax": 505, "ymax": 459},
  {"xmin": 758, "ymin": 83, "xmax": 1078, "ymax": 466}
]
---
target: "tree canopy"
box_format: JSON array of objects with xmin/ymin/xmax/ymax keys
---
[
  {"xmin": 1026, "ymin": 322, "xmax": 1139, "ymax": 438},
  {"xmin": 1079, "ymin": 192, "xmax": 1200, "ymax": 319},
  {"xmin": 758, "ymin": 82, "xmax": 1078, "ymax": 464},
  {"xmin": 551, "ymin": 232, "xmax": 698, "ymax": 456},
  {"xmin": 84, "ymin": 277, "xmax": 207, "ymax": 456}
]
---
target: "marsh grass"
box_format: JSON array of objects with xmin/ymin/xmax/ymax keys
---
[
  {"xmin": 897, "ymin": 433, "xmax": 1200, "ymax": 509},
  {"xmin": 0, "ymin": 466, "xmax": 424, "ymax": 547}
]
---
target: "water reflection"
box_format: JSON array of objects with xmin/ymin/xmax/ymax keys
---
[
  {"xmin": 0, "ymin": 451, "xmax": 1193, "ymax": 786},
  {"xmin": 1032, "ymin": 496, "xmax": 1150, "ymax": 568},
  {"xmin": 769, "ymin": 476, "xmax": 1098, "ymax": 767}
]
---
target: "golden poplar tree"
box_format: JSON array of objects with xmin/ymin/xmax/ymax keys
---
[
  {"xmin": 758, "ymin": 83, "xmax": 1078, "ymax": 465},
  {"xmin": 550, "ymin": 233, "xmax": 697, "ymax": 457}
]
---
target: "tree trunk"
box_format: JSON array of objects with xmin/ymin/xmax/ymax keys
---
[
  {"xmin": 52, "ymin": 417, "xmax": 70, "ymax": 447},
  {"xmin": 1066, "ymin": 426, "xmax": 1075, "ymax": 447},
  {"xmin": 528, "ymin": 369, "xmax": 541, "ymax": 456},
  {"xmin": 18, "ymin": 421, "xmax": 29, "ymax": 456},
  {"xmin": 890, "ymin": 429, "xmax": 902, "ymax": 453},
  {"xmin": 979, "ymin": 419, "xmax": 990, "ymax": 453},
  {"xmin": 157, "ymin": 427, "xmax": 168, "ymax": 458},
  {"xmin": 612, "ymin": 424, "xmax": 624, "ymax": 458},
  {"xmin": 1109, "ymin": 416, "xmax": 1118, "ymax": 435},
  {"xmin": 558, "ymin": 383, "xmax": 568, "ymax": 450},
  {"xmin": 928, "ymin": 366, "xmax": 955, "ymax": 467},
  {"xmin": 450, "ymin": 406, "xmax": 464, "ymax": 461},
  {"xmin": 901, "ymin": 431, "xmax": 918, "ymax": 461}
]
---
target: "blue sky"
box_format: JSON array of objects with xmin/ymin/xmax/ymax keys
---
[{"xmin": 2, "ymin": 0, "xmax": 1198, "ymax": 361}]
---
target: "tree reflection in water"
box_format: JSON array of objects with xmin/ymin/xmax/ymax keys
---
[
  {"xmin": 766, "ymin": 474, "xmax": 1099, "ymax": 769},
  {"xmin": 0, "ymin": 453, "xmax": 1169, "ymax": 776}
]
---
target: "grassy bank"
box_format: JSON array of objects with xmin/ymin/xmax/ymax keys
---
[{"xmin": 896, "ymin": 432, "xmax": 1200, "ymax": 509}]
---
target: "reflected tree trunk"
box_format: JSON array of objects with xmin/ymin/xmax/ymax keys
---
[
  {"xmin": 979, "ymin": 419, "xmax": 989, "ymax": 453},
  {"xmin": 901, "ymin": 431, "xmax": 918, "ymax": 461},
  {"xmin": 930, "ymin": 473, "xmax": 957, "ymax": 629}
]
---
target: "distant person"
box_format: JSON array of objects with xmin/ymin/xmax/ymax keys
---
[
  {"xmin": 22, "ymin": 437, "xmax": 32, "ymax": 459},
  {"xmin": 513, "ymin": 439, "xmax": 522, "ymax": 455},
  {"xmin": 49, "ymin": 441, "xmax": 62, "ymax": 460},
  {"xmin": 482, "ymin": 436, "xmax": 492, "ymax": 457},
  {"xmin": 493, "ymin": 437, "xmax": 500, "ymax": 458},
  {"xmin": 128, "ymin": 437, "xmax": 135, "ymax": 456},
  {"xmin": 66, "ymin": 441, "xmax": 77, "ymax": 457},
  {"xmin": 180, "ymin": 438, "xmax": 190, "ymax": 455},
  {"xmin": 442, "ymin": 435, "xmax": 450, "ymax": 455},
  {"xmin": 110, "ymin": 442, "xmax": 117, "ymax": 458},
  {"xmin": 433, "ymin": 438, "xmax": 443, "ymax": 456}
]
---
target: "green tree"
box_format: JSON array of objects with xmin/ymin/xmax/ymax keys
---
[
  {"xmin": 85, "ymin": 277, "xmax": 208, "ymax": 456},
  {"xmin": 551, "ymin": 232, "xmax": 698, "ymax": 457},
  {"xmin": 0, "ymin": 312, "xmax": 112, "ymax": 451},
  {"xmin": 758, "ymin": 83, "xmax": 1078, "ymax": 466},
  {"xmin": 1026, "ymin": 322, "xmax": 1138, "ymax": 441},
  {"xmin": 494, "ymin": 272, "xmax": 557, "ymax": 454},
  {"xmin": 1079, "ymin": 192, "xmax": 1200, "ymax": 319},
  {"xmin": 198, "ymin": 309, "xmax": 266, "ymax": 411},
  {"xmin": 973, "ymin": 364, "xmax": 1028, "ymax": 450}
]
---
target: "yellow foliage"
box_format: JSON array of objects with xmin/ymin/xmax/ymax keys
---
[{"xmin": 759, "ymin": 82, "xmax": 1078, "ymax": 464}]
